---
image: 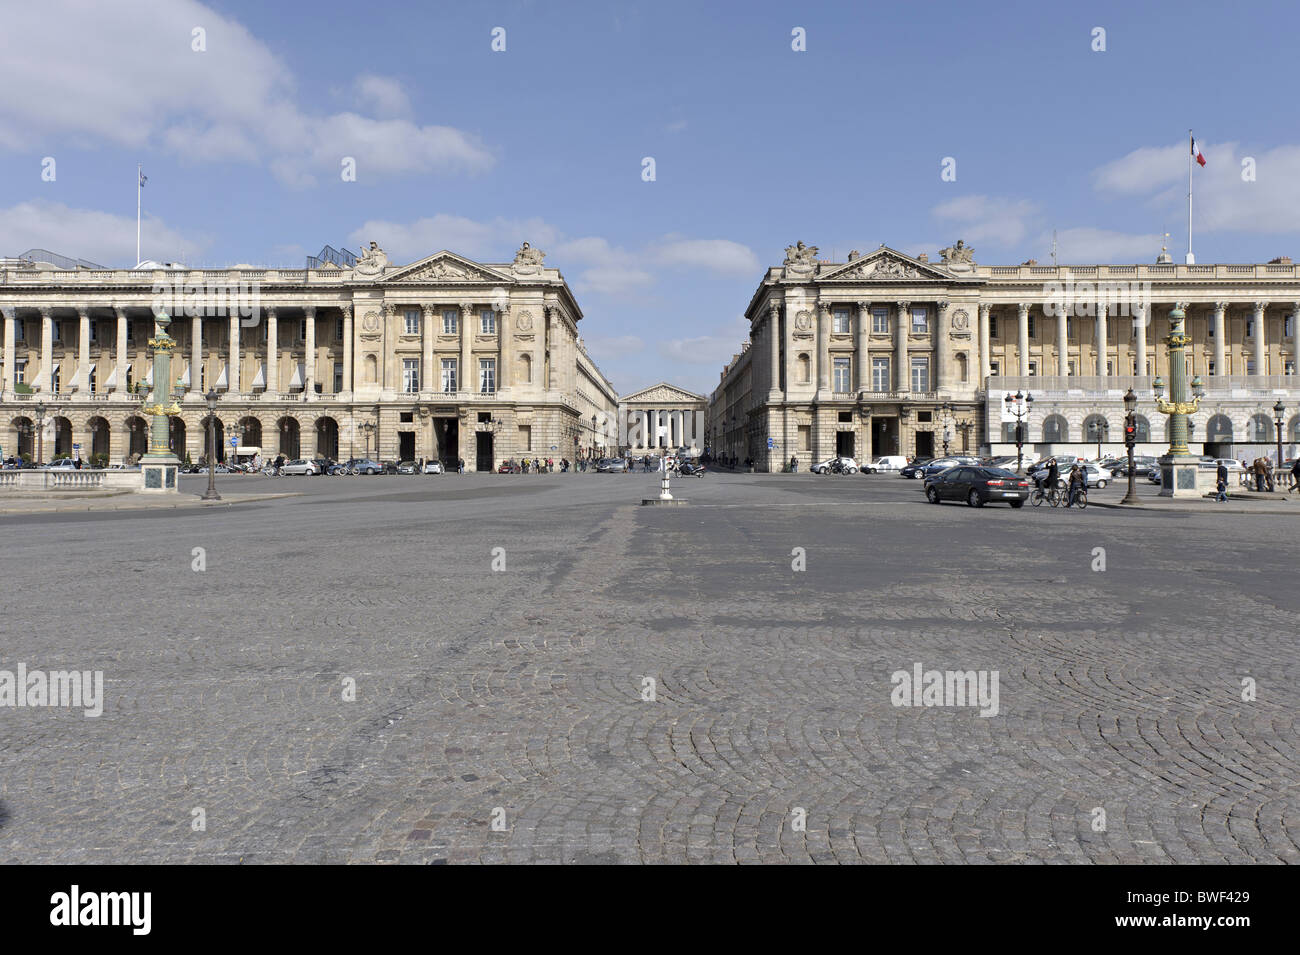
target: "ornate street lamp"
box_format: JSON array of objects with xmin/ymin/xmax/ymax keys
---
[
  {"xmin": 1089, "ymin": 418, "xmax": 1109, "ymax": 461},
  {"xmin": 139, "ymin": 311, "xmax": 183, "ymax": 490},
  {"xmin": 1120, "ymin": 387, "xmax": 1140, "ymax": 505},
  {"xmin": 360, "ymin": 420, "xmax": 376, "ymax": 459},
  {"xmin": 1152, "ymin": 305, "xmax": 1205, "ymax": 497},
  {"xmin": 34, "ymin": 400, "xmax": 47, "ymax": 467},
  {"xmin": 1003, "ymin": 390, "xmax": 1033, "ymax": 474},
  {"xmin": 202, "ymin": 388, "xmax": 221, "ymax": 501},
  {"xmin": 1273, "ymin": 399, "xmax": 1287, "ymax": 483}
]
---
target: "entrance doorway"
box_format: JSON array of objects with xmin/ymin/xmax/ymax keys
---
[
  {"xmin": 835, "ymin": 431, "xmax": 855, "ymax": 458},
  {"xmin": 398, "ymin": 431, "xmax": 415, "ymax": 461},
  {"xmin": 872, "ymin": 417, "xmax": 899, "ymax": 455},
  {"xmin": 915, "ymin": 430, "xmax": 935, "ymax": 458},
  {"xmin": 475, "ymin": 431, "xmax": 494, "ymax": 471},
  {"xmin": 435, "ymin": 418, "xmax": 458, "ymax": 466}
]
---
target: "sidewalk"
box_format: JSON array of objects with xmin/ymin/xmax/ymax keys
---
[
  {"xmin": 1091, "ymin": 487, "xmax": 1300, "ymax": 514},
  {"xmin": 0, "ymin": 490, "xmax": 300, "ymax": 515}
]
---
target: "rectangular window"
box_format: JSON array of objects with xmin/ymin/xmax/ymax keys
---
[
  {"xmin": 402, "ymin": 358, "xmax": 420, "ymax": 393},
  {"xmin": 126, "ymin": 322, "xmax": 135, "ymax": 345},
  {"xmin": 1027, "ymin": 316, "xmax": 1036, "ymax": 338},
  {"xmin": 441, "ymin": 358, "xmax": 458, "ymax": 393},
  {"xmin": 14, "ymin": 321, "xmax": 24, "ymax": 342},
  {"xmin": 1068, "ymin": 360, "xmax": 1076, "ymax": 376},
  {"xmin": 1285, "ymin": 360, "xmax": 1296, "ymax": 376},
  {"xmin": 88, "ymin": 366, "xmax": 97, "ymax": 392},
  {"xmin": 832, "ymin": 357, "xmax": 851, "ymax": 392},
  {"xmin": 989, "ymin": 316, "xmax": 998, "ymax": 339},
  {"xmin": 872, "ymin": 308, "xmax": 888, "ymax": 334},
  {"xmin": 910, "ymin": 356, "xmax": 929, "ymax": 392},
  {"xmin": 51, "ymin": 321, "xmax": 62, "ymax": 343},
  {"xmin": 298, "ymin": 319, "xmax": 307, "ymax": 341},
  {"xmin": 1286, "ymin": 316, "xmax": 1294, "ymax": 338},
  {"xmin": 15, "ymin": 358, "xmax": 26, "ymax": 384},
  {"xmin": 1028, "ymin": 361, "xmax": 1038, "ymax": 376},
  {"xmin": 989, "ymin": 360, "xmax": 1001, "ymax": 377},
  {"xmin": 910, "ymin": 307, "xmax": 928, "ymax": 334},
  {"xmin": 518, "ymin": 424, "xmax": 532, "ymax": 451},
  {"xmin": 404, "ymin": 309, "xmax": 420, "ymax": 336},
  {"xmin": 798, "ymin": 424, "xmax": 811, "ymax": 451},
  {"xmin": 51, "ymin": 366, "xmax": 61, "ymax": 392},
  {"xmin": 88, "ymin": 321, "xmax": 97, "ymax": 344},
  {"xmin": 872, "ymin": 357, "xmax": 890, "ymax": 392},
  {"xmin": 1207, "ymin": 360, "xmax": 1216, "ymax": 376},
  {"xmin": 1246, "ymin": 360, "xmax": 1256, "ymax": 375},
  {"xmin": 1107, "ymin": 360, "xmax": 1114, "ymax": 375},
  {"xmin": 480, "ymin": 309, "xmax": 496, "ymax": 335},
  {"xmin": 833, "ymin": 309, "xmax": 851, "ymax": 334},
  {"xmin": 479, "ymin": 357, "xmax": 496, "ymax": 393},
  {"xmin": 443, "ymin": 309, "xmax": 458, "ymax": 334},
  {"xmin": 1246, "ymin": 318, "xmax": 1254, "ymax": 337},
  {"xmin": 333, "ymin": 362, "xmax": 343, "ymax": 393},
  {"xmin": 201, "ymin": 364, "xmax": 207, "ymax": 391},
  {"xmin": 336, "ymin": 317, "xmax": 345, "ymax": 340}
]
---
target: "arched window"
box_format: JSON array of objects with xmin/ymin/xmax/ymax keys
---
[
  {"xmin": 517, "ymin": 353, "xmax": 532, "ymax": 384},
  {"xmin": 1249, "ymin": 414, "xmax": 1271, "ymax": 443},
  {"xmin": 1042, "ymin": 414, "xmax": 1068, "ymax": 442},
  {"xmin": 1082, "ymin": 413, "xmax": 1109, "ymax": 443},
  {"xmin": 1132, "ymin": 414, "xmax": 1151, "ymax": 442},
  {"xmin": 1290, "ymin": 415, "xmax": 1300, "ymax": 443},
  {"xmin": 1206, "ymin": 414, "xmax": 1233, "ymax": 442}
]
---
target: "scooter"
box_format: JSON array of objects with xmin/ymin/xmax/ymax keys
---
[{"xmin": 678, "ymin": 461, "xmax": 706, "ymax": 478}]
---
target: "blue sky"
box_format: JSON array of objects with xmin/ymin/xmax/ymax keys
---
[{"xmin": 3, "ymin": 0, "xmax": 1299, "ymax": 395}]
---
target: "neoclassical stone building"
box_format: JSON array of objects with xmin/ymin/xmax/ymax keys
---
[
  {"xmin": 713, "ymin": 242, "xmax": 1300, "ymax": 469},
  {"xmin": 0, "ymin": 242, "xmax": 619, "ymax": 469},
  {"xmin": 618, "ymin": 382, "xmax": 707, "ymax": 454}
]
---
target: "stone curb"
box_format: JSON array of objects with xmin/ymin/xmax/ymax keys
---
[{"xmin": 0, "ymin": 492, "xmax": 301, "ymax": 515}]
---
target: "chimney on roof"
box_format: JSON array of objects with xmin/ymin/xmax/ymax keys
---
[
  {"xmin": 916, "ymin": 253, "xmax": 928, "ymax": 263},
  {"xmin": 1022, "ymin": 258, "xmax": 1037, "ymax": 266},
  {"xmin": 1268, "ymin": 255, "xmax": 1292, "ymax": 265}
]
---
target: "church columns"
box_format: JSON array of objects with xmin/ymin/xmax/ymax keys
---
[{"xmin": 1017, "ymin": 303, "xmax": 1030, "ymax": 377}]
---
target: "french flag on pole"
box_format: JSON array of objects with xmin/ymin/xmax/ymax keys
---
[{"xmin": 1191, "ymin": 135, "xmax": 1206, "ymax": 167}]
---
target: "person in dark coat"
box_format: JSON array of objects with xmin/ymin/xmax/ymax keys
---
[{"xmin": 1216, "ymin": 462, "xmax": 1228, "ymax": 502}]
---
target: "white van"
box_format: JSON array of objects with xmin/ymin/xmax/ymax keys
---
[{"xmin": 869, "ymin": 456, "xmax": 908, "ymax": 472}]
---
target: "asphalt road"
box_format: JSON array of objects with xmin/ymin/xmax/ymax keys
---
[{"xmin": 1, "ymin": 469, "xmax": 1296, "ymax": 863}]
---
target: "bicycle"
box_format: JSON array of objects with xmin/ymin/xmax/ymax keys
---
[
  {"xmin": 1030, "ymin": 484, "xmax": 1062, "ymax": 507},
  {"xmin": 1063, "ymin": 486, "xmax": 1088, "ymax": 509}
]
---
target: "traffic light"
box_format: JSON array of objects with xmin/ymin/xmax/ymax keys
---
[{"xmin": 1124, "ymin": 422, "xmax": 1136, "ymax": 447}]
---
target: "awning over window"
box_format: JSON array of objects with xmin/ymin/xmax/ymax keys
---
[
  {"xmin": 179, "ymin": 363, "xmax": 191, "ymax": 387},
  {"xmin": 288, "ymin": 363, "xmax": 304, "ymax": 389},
  {"xmin": 215, "ymin": 365, "xmax": 228, "ymax": 389},
  {"xmin": 251, "ymin": 364, "xmax": 266, "ymax": 389},
  {"xmin": 145, "ymin": 365, "xmax": 154, "ymax": 386}
]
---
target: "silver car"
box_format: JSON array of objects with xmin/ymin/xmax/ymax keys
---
[{"xmin": 279, "ymin": 458, "xmax": 319, "ymax": 476}]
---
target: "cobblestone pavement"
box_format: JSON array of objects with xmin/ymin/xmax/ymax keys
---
[{"xmin": 1, "ymin": 470, "xmax": 1296, "ymax": 863}]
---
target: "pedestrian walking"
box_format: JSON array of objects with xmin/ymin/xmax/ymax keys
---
[
  {"xmin": 457, "ymin": 457, "xmax": 465, "ymax": 474},
  {"xmin": 1216, "ymin": 462, "xmax": 1228, "ymax": 503},
  {"xmin": 1290, "ymin": 456, "xmax": 1300, "ymax": 493}
]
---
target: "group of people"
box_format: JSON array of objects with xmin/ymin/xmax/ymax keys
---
[
  {"xmin": 501, "ymin": 457, "xmax": 569, "ymax": 473},
  {"xmin": 1220, "ymin": 456, "xmax": 1300, "ymax": 500},
  {"xmin": 1034, "ymin": 457, "xmax": 1088, "ymax": 507}
]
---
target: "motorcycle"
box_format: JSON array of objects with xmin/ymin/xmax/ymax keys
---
[{"xmin": 678, "ymin": 461, "xmax": 706, "ymax": 478}]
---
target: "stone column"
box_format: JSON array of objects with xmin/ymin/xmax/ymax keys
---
[
  {"xmin": 266, "ymin": 308, "xmax": 278, "ymax": 394},
  {"xmin": 816, "ymin": 303, "xmax": 831, "ymax": 396},
  {"xmin": 978, "ymin": 304, "xmax": 991, "ymax": 384},
  {"xmin": 341, "ymin": 305, "xmax": 353, "ymax": 392},
  {"xmin": 39, "ymin": 307, "xmax": 52, "ymax": 391},
  {"xmin": 77, "ymin": 307, "xmax": 90, "ymax": 392},
  {"xmin": 1291, "ymin": 302, "xmax": 1300, "ymax": 374},
  {"xmin": 303, "ymin": 306, "xmax": 316, "ymax": 396},
  {"xmin": 1055, "ymin": 301, "xmax": 1069, "ymax": 377},
  {"xmin": 115, "ymin": 307, "xmax": 128, "ymax": 392},
  {"xmin": 768, "ymin": 303, "xmax": 782, "ymax": 398},
  {"xmin": 855, "ymin": 301, "xmax": 870, "ymax": 392},
  {"xmin": 228, "ymin": 310, "xmax": 240, "ymax": 393},
  {"xmin": 421, "ymin": 304, "xmax": 434, "ymax": 395},
  {"xmin": 935, "ymin": 300, "xmax": 949, "ymax": 393},
  {"xmin": 1212, "ymin": 301, "xmax": 1227, "ymax": 376},
  {"xmin": 1134, "ymin": 304, "xmax": 1148, "ymax": 378},
  {"xmin": 461, "ymin": 301, "xmax": 475, "ymax": 394},
  {"xmin": 1095, "ymin": 302, "xmax": 1108, "ymax": 377},
  {"xmin": 191, "ymin": 313, "xmax": 202, "ymax": 397},
  {"xmin": 1016, "ymin": 303, "xmax": 1030, "ymax": 377},
  {"xmin": 642, "ymin": 409, "xmax": 649, "ymax": 449},
  {"xmin": 1253, "ymin": 301, "xmax": 1268, "ymax": 376},
  {"xmin": 1, "ymin": 307, "xmax": 14, "ymax": 393},
  {"xmin": 498, "ymin": 304, "xmax": 511, "ymax": 391},
  {"xmin": 894, "ymin": 301, "xmax": 909, "ymax": 392}
]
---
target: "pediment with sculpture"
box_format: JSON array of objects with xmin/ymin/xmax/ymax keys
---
[
  {"xmin": 818, "ymin": 246, "xmax": 954, "ymax": 283},
  {"xmin": 377, "ymin": 249, "xmax": 513, "ymax": 285}
]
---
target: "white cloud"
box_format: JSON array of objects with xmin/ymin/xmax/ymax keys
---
[
  {"xmin": 658, "ymin": 316, "xmax": 751, "ymax": 366},
  {"xmin": 0, "ymin": 1, "xmax": 493, "ymax": 185},
  {"xmin": 353, "ymin": 75, "xmax": 412, "ymax": 119},
  {"xmin": 349, "ymin": 214, "xmax": 561, "ymax": 262},
  {"xmin": 1093, "ymin": 140, "xmax": 1300, "ymax": 234},
  {"xmin": 581, "ymin": 334, "xmax": 645, "ymax": 362},
  {"xmin": 0, "ymin": 200, "xmax": 207, "ymax": 267},
  {"xmin": 650, "ymin": 237, "xmax": 759, "ymax": 275},
  {"xmin": 932, "ymin": 195, "xmax": 1040, "ymax": 247},
  {"xmin": 1043, "ymin": 228, "xmax": 1164, "ymax": 263}
]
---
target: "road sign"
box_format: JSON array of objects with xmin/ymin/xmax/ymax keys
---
[
  {"xmin": 766, "ymin": 437, "xmax": 775, "ymax": 449},
  {"xmin": 73, "ymin": 443, "xmax": 81, "ymax": 450},
  {"xmin": 230, "ymin": 436, "xmax": 238, "ymax": 447},
  {"xmin": 550, "ymin": 445, "xmax": 557, "ymax": 450}
]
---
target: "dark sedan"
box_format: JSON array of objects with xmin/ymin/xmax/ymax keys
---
[
  {"xmin": 924, "ymin": 466, "xmax": 1030, "ymax": 507},
  {"xmin": 899, "ymin": 457, "xmax": 934, "ymax": 479}
]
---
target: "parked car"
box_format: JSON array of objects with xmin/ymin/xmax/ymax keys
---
[
  {"xmin": 868, "ymin": 455, "xmax": 908, "ymax": 473},
  {"xmin": 1109, "ymin": 455, "xmax": 1158, "ymax": 477},
  {"xmin": 424, "ymin": 460, "xmax": 445, "ymax": 474},
  {"xmin": 45, "ymin": 457, "xmax": 78, "ymax": 470},
  {"xmin": 1147, "ymin": 465, "xmax": 1163, "ymax": 484},
  {"xmin": 279, "ymin": 458, "xmax": 319, "ymax": 476},
  {"xmin": 395, "ymin": 460, "xmax": 418, "ymax": 475},
  {"xmin": 327, "ymin": 459, "xmax": 356, "ymax": 475},
  {"xmin": 899, "ymin": 457, "xmax": 935, "ymax": 479},
  {"xmin": 595, "ymin": 457, "xmax": 629, "ymax": 473},
  {"xmin": 811, "ymin": 455, "xmax": 859, "ymax": 474},
  {"xmin": 925, "ymin": 466, "xmax": 1030, "ymax": 507},
  {"xmin": 1029, "ymin": 460, "xmax": 1112, "ymax": 488},
  {"xmin": 349, "ymin": 458, "xmax": 384, "ymax": 475},
  {"xmin": 917, "ymin": 456, "xmax": 982, "ymax": 480}
]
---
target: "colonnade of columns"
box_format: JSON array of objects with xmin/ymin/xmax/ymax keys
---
[{"xmin": 626, "ymin": 407, "xmax": 700, "ymax": 449}]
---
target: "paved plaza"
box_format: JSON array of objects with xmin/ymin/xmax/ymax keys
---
[{"xmin": 1, "ymin": 470, "xmax": 1297, "ymax": 864}]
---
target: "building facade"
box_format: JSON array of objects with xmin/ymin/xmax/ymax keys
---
[
  {"xmin": 714, "ymin": 241, "xmax": 1300, "ymax": 470},
  {"xmin": 0, "ymin": 242, "xmax": 619, "ymax": 469},
  {"xmin": 618, "ymin": 382, "xmax": 707, "ymax": 455}
]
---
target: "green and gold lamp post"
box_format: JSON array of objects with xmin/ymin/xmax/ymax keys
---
[
  {"xmin": 1152, "ymin": 304, "xmax": 1207, "ymax": 498},
  {"xmin": 139, "ymin": 311, "xmax": 183, "ymax": 493}
]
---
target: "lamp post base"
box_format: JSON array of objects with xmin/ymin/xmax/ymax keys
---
[
  {"xmin": 1157, "ymin": 453, "xmax": 1206, "ymax": 498},
  {"xmin": 139, "ymin": 452, "xmax": 180, "ymax": 494}
]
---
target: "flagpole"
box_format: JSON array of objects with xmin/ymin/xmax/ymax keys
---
[
  {"xmin": 1186, "ymin": 130, "xmax": 1194, "ymax": 265},
  {"xmin": 136, "ymin": 162, "xmax": 142, "ymax": 268}
]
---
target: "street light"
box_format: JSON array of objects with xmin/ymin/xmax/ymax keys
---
[
  {"xmin": 360, "ymin": 420, "xmax": 376, "ymax": 459},
  {"xmin": 1120, "ymin": 387, "xmax": 1140, "ymax": 505},
  {"xmin": 1273, "ymin": 399, "xmax": 1287, "ymax": 484},
  {"xmin": 34, "ymin": 400, "xmax": 47, "ymax": 467},
  {"xmin": 1003, "ymin": 390, "xmax": 1033, "ymax": 474},
  {"xmin": 940, "ymin": 401, "xmax": 953, "ymax": 457},
  {"xmin": 1088, "ymin": 418, "xmax": 1109, "ymax": 461},
  {"xmin": 202, "ymin": 388, "xmax": 221, "ymax": 501}
]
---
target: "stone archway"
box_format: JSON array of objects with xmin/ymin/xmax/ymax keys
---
[
  {"xmin": 87, "ymin": 416, "xmax": 111, "ymax": 460},
  {"xmin": 237, "ymin": 416, "xmax": 263, "ymax": 452},
  {"xmin": 169, "ymin": 417, "xmax": 186, "ymax": 457},
  {"xmin": 125, "ymin": 415, "xmax": 148, "ymax": 460},
  {"xmin": 278, "ymin": 416, "xmax": 301, "ymax": 459},
  {"xmin": 52, "ymin": 416, "xmax": 73, "ymax": 458},
  {"xmin": 10, "ymin": 416, "xmax": 34, "ymax": 461},
  {"xmin": 315, "ymin": 416, "xmax": 339, "ymax": 460}
]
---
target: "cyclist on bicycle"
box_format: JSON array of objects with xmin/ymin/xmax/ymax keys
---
[
  {"xmin": 1066, "ymin": 464, "xmax": 1086, "ymax": 507},
  {"xmin": 1036, "ymin": 457, "xmax": 1059, "ymax": 492}
]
